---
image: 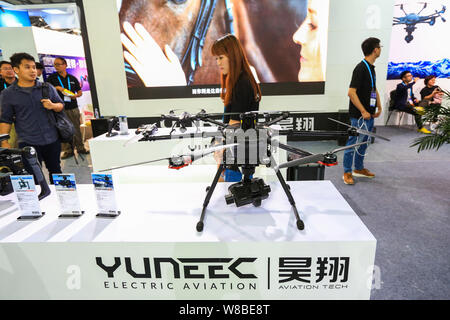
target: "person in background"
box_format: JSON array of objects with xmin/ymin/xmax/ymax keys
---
[
  {"xmin": 420, "ymin": 75, "xmax": 444, "ymax": 105},
  {"xmin": 394, "ymin": 71, "xmax": 430, "ymax": 134},
  {"xmin": 46, "ymin": 57, "xmax": 89, "ymax": 159},
  {"xmin": 35, "ymin": 62, "xmax": 44, "ymax": 80},
  {"xmin": 0, "ymin": 61, "xmax": 18, "ymax": 148},
  {"xmin": 342, "ymin": 37, "xmax": 383, "ymax": 185},
  {"xmin": 0, "ymin": 52, "xmax": 64, "ymax": 184},
  {"xmin": 0, "ymin": 61, "xmax": 16, "ymax": 94},
  {"xmin": 211, "ymin": 34, "xmax": 261, "ymax": 182},
  {"xmin": 419, "ymin": 75, "xmax": 444, "ymax": 132}
]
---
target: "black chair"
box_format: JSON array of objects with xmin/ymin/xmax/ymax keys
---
[{"xmin": 385, "ymin": 89, "xmax": 407, "ymax": 126}]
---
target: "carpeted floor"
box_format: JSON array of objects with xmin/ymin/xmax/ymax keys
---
[
  {"xmin": 56, "ymin": 125, "xmax": 450, "ymax": 300},
  {"xmin": 289, "ymin": 125, "xmax": 450, "ymax": 300}
]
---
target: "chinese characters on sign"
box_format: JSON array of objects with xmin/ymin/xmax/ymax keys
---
[{"xmin": 279, "ymin": 257, "xmax": 350, "ymax": 285}]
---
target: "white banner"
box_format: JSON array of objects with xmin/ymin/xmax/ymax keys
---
[{"xmin": 0, "ymin": 241, "xmax": 376, "ymax": 300}]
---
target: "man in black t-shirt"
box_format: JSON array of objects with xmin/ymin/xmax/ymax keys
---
[
  {"xmin": 393, "ymin": 71, "xmax": 429, "ymax": 133},
  {"xmin": 342, "ymin": 37, "xmax": 382, "ymax": 185},
  {"xmin": 46, "ymin": 57, "xmax": 89, "ymax": 158},
  {"xmin": 0, "ymin": 61, "xmax": 18, "ymax": 148},
  {"xmin": 0, "ymin": 61, "xmax": 17, "ymax": 94}
]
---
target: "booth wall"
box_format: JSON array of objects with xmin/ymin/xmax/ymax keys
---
[
  {"xmin": 0, "ymin": 27, "xmax": 39, "ymax": 62},
  {"xmin": 80, "ymin": 1, "xmax": 393, "ymax": 122}
]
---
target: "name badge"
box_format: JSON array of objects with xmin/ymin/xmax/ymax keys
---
[
  {"xmin": 370, "ymin": 90, "xmax": 377, "ymax": 108},
  {"xmin": 64, "ymin": 96, "xmax": 71, "ymax": 102}
]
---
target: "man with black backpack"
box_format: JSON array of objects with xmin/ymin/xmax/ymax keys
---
[
  {"xmin": 0, "ymin": 53, "xmax": 64, "ymax": 184},
  {"xmin": 46, "ymin": 57, "xmax": 89, "ymax": 159}
]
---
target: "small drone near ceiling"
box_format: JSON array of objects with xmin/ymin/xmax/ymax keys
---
[
  {"xmin": 101, "ymin": 110, "xmax": 390, "ymax": 232},
  {"xmin": 393, "ymin": 2, "xmax": 446, "ymax": 43}
]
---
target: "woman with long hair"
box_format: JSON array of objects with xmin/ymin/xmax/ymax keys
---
[{"xmin": 211, "ymin": 34, "xmax": 261, "ymax": 182}]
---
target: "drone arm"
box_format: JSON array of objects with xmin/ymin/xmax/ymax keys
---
[
  {"xmin": 199, "ymin": 117, "xmax": 228, "ymax": 128},
  {"xmin": 276, "ymin": 153, "xmax": 325, "ymax": 171},
  {"xmin": 277, "ymin": 142, "xmax": 313, "ymax": 157},
  {"xmin": 259, "ymin": 112, "xmax": 290, "ymax": 128}
]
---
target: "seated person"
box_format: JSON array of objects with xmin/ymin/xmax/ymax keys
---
[
  {"xmin": 420, "ymin": 75, "xmax": 444, "ymax": 106},
  {"xmin": 420, "ymin": 75, "xmax": 444, "ymax": 132},
  {"xmin": 394, "ymin": 71, "xmax": 430, "ymax": 134}
]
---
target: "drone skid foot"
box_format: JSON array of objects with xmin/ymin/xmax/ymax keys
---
[
  {"xmin": 292, "ymin": 205, "xmax": 305, "ymax": 230},
  {"xmin": 196, "ymin": 221, "xmax": 204, "ymax": 232}
]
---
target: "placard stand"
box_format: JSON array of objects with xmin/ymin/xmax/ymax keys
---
[
  {"xmin": 52, "ymin": 174, "xmax": 84, "ymax": 219},
  {"xmin": 96, "ymin": 211, "xmax": 121, "ymax": 218},
  {"xmin": 10, "ymin": 175, "xmax": 45, "ymax": 220},
  {"xmin": 59, "ymin": 211, "xmax": 85, "ymax": 218},
  {"xmin": 17, "ymin": 213, "xmax": 45, "ymax": 220},
  {"xmin": 92, "ymin": 173, "xmax": 120, "ymax": 219}
]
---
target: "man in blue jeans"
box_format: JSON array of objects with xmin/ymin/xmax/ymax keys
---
[{"xmin": 343, "ymin": 38, "xmax": 383, "ymax": 185}]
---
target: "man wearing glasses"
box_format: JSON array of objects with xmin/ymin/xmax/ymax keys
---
[
  {"xmin": 46, "ymin": 57, "xmax": 89, "ymax": 159},
  {"xmin": 0, "ymin": 61, "xmax": 17, "ymax": 94},
  {"xmin": 0, "ymin": 61, "xmax": 18, "ymax": 148}
]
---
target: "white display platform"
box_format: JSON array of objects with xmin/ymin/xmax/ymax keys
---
[
  {"xmin": 88, "ymin": 126, "xmax": 287, "ymax": 182},
  {"xmin": 0, "ymin": 181, "xmax": 376, "ymax": 300}
]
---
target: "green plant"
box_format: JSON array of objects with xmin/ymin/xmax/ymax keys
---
[{"xmin": 411, "ymin": 91, "xmax": 450, "ymax": 152}]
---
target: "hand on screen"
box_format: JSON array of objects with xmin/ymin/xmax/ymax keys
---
[{"xmin": 121, "ymin": 21, "xmax": 187, "ymax": 87}]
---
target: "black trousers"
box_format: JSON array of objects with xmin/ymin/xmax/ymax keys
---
[
  {"xmin": 19, "ymin": 139, "xmax": 62, "ymax": 184},
  {"xmin": 397, "ymin": 105, "xmax": 423, "ymax": 129}
]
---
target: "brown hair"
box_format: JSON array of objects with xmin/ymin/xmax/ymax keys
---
[
  {"xmin": 424, "ymin": 75, "xmax": 436, "ymax": 86},
  {"xmin": 211, "ymin": 34, "xmax": 261, "ymax": 106}
]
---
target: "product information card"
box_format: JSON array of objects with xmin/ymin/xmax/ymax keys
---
[
  {"xmin": 10, "ymin": 175, "xmax": 43, "ymax": 219},
  {"xmin": 92, "ymin": 173, "xmax": 120, "ymax": 217},
  {"xmin": 53, "ymin": 174, "xmax": 83, "ymax": 217}
]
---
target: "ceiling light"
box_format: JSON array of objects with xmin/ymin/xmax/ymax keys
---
[{"xmin": 41, "ymin": 9, "xmax": 67, "ymax": 15}]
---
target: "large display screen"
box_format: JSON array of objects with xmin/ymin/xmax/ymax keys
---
[
  {"xmin": 0, "ymin": 8, "xmax": 31, "ymax": 27},
  {"xmin": 117, "ymin": 0, "xmax": 329, "ymax": 99}
]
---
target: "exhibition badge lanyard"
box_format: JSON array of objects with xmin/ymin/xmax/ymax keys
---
[
  {"xmin": 57, "ymin": 75, "xmax": 71, "ymax": 92},
  {"xmin": 58, "ymin": 75, "xmax": 72, "ymax": 102},
  {"xmin": 362, "ymin": 59, "xmax": 377, "ymax": 108}
]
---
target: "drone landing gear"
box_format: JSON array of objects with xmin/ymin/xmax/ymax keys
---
[
  {"xmin": 197, "ymin": 164, "xmax": 225, "ymax": 232},
  {"xmin": 270, "ymin": 155, "xmax": 305, "ymax": 230},
  {"xmin": 274, "ymin": 167, "xmax": 305, "ymax": 230},
  {"xmin": 196, "ymin": 161, "xmax": 305, "ymax": 232}
]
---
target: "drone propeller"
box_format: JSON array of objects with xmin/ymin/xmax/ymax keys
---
[
  {"xmin": 275, "ymin": 141, "xmax": 369, "ymax": 170},
  {"xmin": 99, "ymin": 143, "xmax": 237, "ymax": 172},
  {"xmin": 328, "ymin": 118, "xmax": 391, "ymax": 141},
  {"xmin": 418, "ymin": 2, "xmax": 427, "ymax": 14}
]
